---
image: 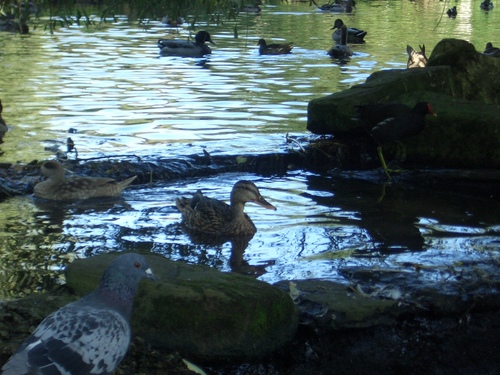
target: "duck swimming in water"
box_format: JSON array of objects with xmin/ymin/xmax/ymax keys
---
[
  {"xmin": 257, "ymin": 38, "xmax": 293, "ymax": 55},
  {"xmin": 331, "ymin": 19, "xmax": 367, "ymax": 44},
  {"xmin": 175, "ymin": 180, "xmax": 276, "ymax": 237},
  {"xmin": 158, "ymin": 31, "xmax": 215, "ymax": 58},
  {"xmin": 34, "ymin": 161, "xmax": 137, "ymax": 200}
]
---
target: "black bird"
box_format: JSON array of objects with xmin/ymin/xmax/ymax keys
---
[
  {"xmin": 355, "ymin": 102, "xmax": 435, "ymax": 180},
  {"xmin": 480, "ymin": 0, "xmax": 493, "ymax": 10},
  {"xmin": 447, "ymin": 6, "xmax": 457, "ymax": 17}
]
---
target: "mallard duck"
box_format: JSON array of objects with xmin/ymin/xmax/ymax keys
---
[
  {"xmin": 447, "ymin": 6, "xmax": 457, "ymax": 17},
  {"xmin": 406, "ymin": 45, "xmax": 427, "ymax": 68},
  {"xmin": 240, "ymin": 1, "xmax": 262, "ymax": 13},
  {"xmin": 480, "ymin": 0, "xmax": 493, "ymax": 10},
  {"xmin": 158, "ymin": 31, "xmax": 215, "ymax": 58},
  {"xmin": 0, "ymin": 100, "xmax": 7, "ymax": 139},
  {"xmin": 257, "ymin": 39, "xmax": 293, "ymax": 55},
  {"xmin": 34, "ymin": 161, "xmax": 137, "ymax": 200},
  {"xmin": 331, "ymin": 19, "xmax": 367, "ymax": 44},
  {"xmin": 314, "ymin": 0, "xmax": 355, "ymax": 13},
  {"xmin": 175, "ymin": 180, "xmax": 276, "ymax": 237},
  {"xmin": 483, "ymin": 42, "xmax": 500, "ymax": 57},
  {"xmin": 328, "ymin": 21, "xmax": 353, "ymax": 58}
]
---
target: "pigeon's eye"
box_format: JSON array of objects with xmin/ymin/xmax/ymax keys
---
[{"xmin": 134, "ymin": 262, "xmax": 141, "ymax": 269}]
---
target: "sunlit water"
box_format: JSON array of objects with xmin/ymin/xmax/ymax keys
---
[{"xmin": 0, "ymin": 0, "xmax": 499, "ymax": 299}]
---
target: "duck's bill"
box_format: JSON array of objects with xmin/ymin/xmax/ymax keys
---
[{"xmin": 255, "ymin": 197, "xmax": 277, "ymax": 211}]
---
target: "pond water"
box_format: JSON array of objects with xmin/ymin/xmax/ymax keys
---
[{"xmin": 0, "ymin": 0, "xmax": 499, "ymax": 300}]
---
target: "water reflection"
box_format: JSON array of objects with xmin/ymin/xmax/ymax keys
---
[{"xmin": 0, "ymin": 1, "xmax": 499, "ymax": 299}]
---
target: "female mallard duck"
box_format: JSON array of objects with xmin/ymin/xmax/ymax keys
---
[
  {"xmin": 257, "ymin": 39, "xmax": 293, "ymax": 55},
  {"xmin": 480, "ymin": 0, "xmax": 493, "ymax": 10},
  {"xmin": 483, "ymin": 42, "xmax": 500, "ymax": 57},
  {"xmin": 34, "ymin": 161, "xmax": 137, "ymax": 200},
  {"xmin": 328, "ymin": 21, "xmax": 353, "ymax": 58},
  {"xmin": 0, "ymin": 100, "xmax": 7, "ymax": 139},
  {"xmin": 406, "ymin": 44, "xmax": 427, "ymax": 68},
  {"xmin": 331, "ymin": 19, "xmax": 367, "ymax": 44},
  {"xmin": 447, "ymin": 6, "xmax": 457, "ymax": 17},
  {"xmin": 158, "ymin": 31, "xmax": 215, "ymax": 58},
  {"xmin": 175, "ymin": 180, "xmax": 276, "ymax": 237}
]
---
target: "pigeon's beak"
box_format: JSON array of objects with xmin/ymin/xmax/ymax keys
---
[{"xmin": 145, "ymin": 268, "xmax": 158, "ymax": 281}]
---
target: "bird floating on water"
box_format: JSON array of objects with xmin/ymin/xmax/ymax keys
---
[
  {"xmin": 175, "ymin": 180, "xmax": 276, "ymax": 237},
  {"xmin": 0, "ymin": 100, "xmax": 8, "ymax": 139},
  {"xmin": 34, "ymin": 160, "xmax": 137, "ymax": 200},
  {"xmin": 406, "ymin": 45, "xmax": 428, "ymax": 68},
  {"xmin": 257, "ymin": 38, "xmax": 293, "ymax": 55},
  {"xmin": 480, "ymin": 0, "xmax": 493, "ymax": 10},
  {"xmin": 447, "ymin": 6, "xmax": 457, "ymax": 18},
  {"xmin": 158, "ymin": 31, "xmax": 215, "ymax": 58},
  {"xmin": 328, "ymin": 19, "xmax": 353, "ymax": 59},
  {"xmin": 1, "ymin": 253, "xmax": 156, "ymax": 375},
  {"xmin": 331, "ymin": 18, "xmax": 367, "ymax": 44},
  {"xmin": 483, "ymin": 42, "xmax": 500, "ymax": 57},
  {"xmin": 355, "ymin": 102, "xmax": 436, "ymax": 180}
]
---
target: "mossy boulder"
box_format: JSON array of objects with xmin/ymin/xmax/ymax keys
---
[
  {"xmin": 306, "ymin": 39, "xmax": 500, "ymax": 170},
  {"xmin": 65, "ymin": 252, "xmax": 299, "ymax": 364}
]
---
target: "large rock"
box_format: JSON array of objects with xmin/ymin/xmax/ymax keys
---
[
  {"xmin": 65, "ymin": 252, "xmax": 299, "ymax": 364},
  {"xmin": 306, "ymin": 39, "xmax": 500, "ymax": 169}
]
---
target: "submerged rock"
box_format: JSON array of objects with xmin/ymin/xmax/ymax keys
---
[{"xmin": 307, "ymin": 39, "xmax": 500, "ymax": 170}]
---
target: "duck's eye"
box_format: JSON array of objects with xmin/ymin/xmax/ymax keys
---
[{"xmin": 134, "ymin": 261, "xmax": 141, "ymax": 269}]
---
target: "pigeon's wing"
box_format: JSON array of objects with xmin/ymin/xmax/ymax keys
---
[{"xmin": 2, "ymin": 304, "xmax": 130, "ymax": 375}]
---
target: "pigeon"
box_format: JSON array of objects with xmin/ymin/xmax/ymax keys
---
[{"xmin": 2, "ymin": 253, "xmax": 155, "ymax": 375}]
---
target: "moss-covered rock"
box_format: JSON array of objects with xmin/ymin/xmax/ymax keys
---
[
  {"xmin": 65, "ymin": 252, "xmax": 299, "ymax": 364},
  {"xmin": 306, "ymin": 39, "xmax": 500, "ymax": 170}
]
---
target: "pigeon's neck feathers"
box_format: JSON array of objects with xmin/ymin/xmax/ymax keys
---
[{"xmin": 90, "ymin": 267, "xmax": 142, "ymax": 319}]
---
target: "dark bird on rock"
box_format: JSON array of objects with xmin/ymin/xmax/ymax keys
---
[
  {"xmin": 406, "ymin": 45, "xmax": 428, "ymax": 68},
  {"xmin": 355, "ymin": 102, "xmax": 435, "ymax": 180},
  {"xmin": 257, "ymin": 38, "xmax": 293, "ymax": 55},
  {"xmin": 175, "ymin": 180, "xmax": 276, "ymax": 237},
  {"xmin": 1, "ymin": 253, "xmax": 156, "ymax": 375}
]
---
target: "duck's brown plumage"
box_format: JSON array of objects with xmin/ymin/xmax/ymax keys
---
[
  {"xmin": 175, "ymin": 180, "xmax": 276, "ymax": 237},
  {"xmin": 34, "ymin": 161, "xmax": 137, "ymax": 200},
  {"xmin": 257, "ymin": 39, "xmax": 293, "ymax": 55}
]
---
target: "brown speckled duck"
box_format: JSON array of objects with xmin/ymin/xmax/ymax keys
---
[
  {"xmin": 257, "ymin": 39, "xmax": 293, "ymax": 55},
  {"xmin": 175, "ymin": 180, "xmax": 276, "ymax": 237},
  {"xmin": 34, "ymin": 161, "xmax": 137, "ymax": 200}
]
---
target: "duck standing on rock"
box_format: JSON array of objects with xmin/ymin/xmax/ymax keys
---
[
  {"xmin": 175, "ymin": 180, "xmax": 276, "ymax": 237},
  {"xmin": 355, "ymin": 102, "xmax": 435, "ymax": 180},
  {"xmin": 328, "ymin": 19, "xmax": 353, "ymax": 59},
  {"xmin": 483, "ymin": 42, "xmax": 500, "ymax": 57},
  {"xmin": 158, "ymin": 31, "xmax": 215, "ymax": 58},
  {"xmin": 257, "ymin": 39, "xmax": 293, "ymax": 55},
  {"xmin": 331, "ymin": 19, "xmax": 367, "ymax": 44},
  {"xmin": 406, "ymin": 45, "xmax": 428, "ymax": 68},
  {"xmin": 34, "ymin": 160, "xmax": 137, "ymax": 200}
]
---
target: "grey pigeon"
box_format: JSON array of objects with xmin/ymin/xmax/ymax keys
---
[{"xmin": 2, "ymin": 253, "xmax": 155, "ymax": 375}]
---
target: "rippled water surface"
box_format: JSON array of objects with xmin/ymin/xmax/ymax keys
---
[{"xmin": 0, "ymin": 0, "xmax": 499, "ymax": 299}]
